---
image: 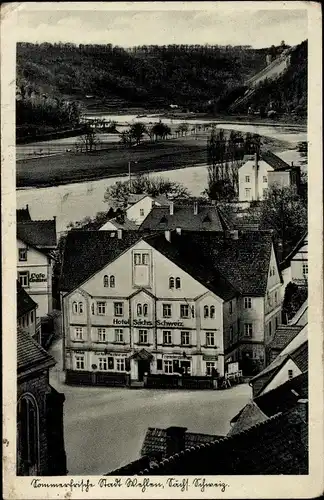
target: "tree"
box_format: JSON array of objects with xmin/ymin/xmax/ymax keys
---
[
  {"xmin": 178, "ymin": 123, "xmax": 189, "ymax": 136},
  {"xmin": 259, "ymin": 185, "xmax": 307, "ymax": 261},
  {"xmin": 129, "ymin": 122, "xmax": 148, "ymax": 145},
  {"xmin": 150, "ymin": 122, "xmax": 171, "ymax": 141},
  {"xmin": 104, "ymin": 174, "xmax": 190, "ymax": 209},
  {"xmin": 282, "ymin": 282, "xmax": 308, "ymax": 323},
  {"xmin": 75, "ymin": 126, "xmax": 101, "ymax": 153}
]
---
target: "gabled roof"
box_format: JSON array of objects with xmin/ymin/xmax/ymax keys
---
[
  {"xmin": 267, "ymin": 325, "xmax": 303, "ymax": 351},
  {"xmin": 153, "ymin": 195, "xmax": 173, "ymax": 206},
  {"xmin": 261, "ymin": 150, "xmax": 291, "ymax": 170},
  {"xmin": 139, "ymin": 205, "xmax": 228, "ymax": 232},
  {"xmin": 16, "ymin": 206, "xmax": 31, "ymax": 222},
  {"xmin": 141, "ymin": 427, "xmax": 221, "ymax": 459},
  {"xmin": 17, "ymin": 219, "xmax": 57, "ymax": 249},
  {"xmin": 102, "ymin": 217, "xmax": 138, "ymax": 230},
  {"xmin": 127, "ymin": 194, "xmax": 148, "ymax": 205},
  {"xmin": 111, "ymin": 404, "xmax": 308, "ymax": 475},
  {"xmin": 17, "ymin": 281, "xmax": 37, "ymax": 318},
  {"xmin": 228, "ymin": 401, "xmax": 268, "ymax": 436},
  {"xmin": 280, "ymin": 231, "xmax": 308, "ymax": 269},
  {"xmin": 17, "ymin": 328, "xmax": 55, "ymax": 375}
]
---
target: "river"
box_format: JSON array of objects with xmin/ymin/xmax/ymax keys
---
[{"xmin": 16, "ymin": 118, "xmax": 307, "ymax": 235}]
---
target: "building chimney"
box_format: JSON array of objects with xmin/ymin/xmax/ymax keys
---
[
  {"xmin": 165, "ymin": 230, "xmax": 171, "ymax": 242},
  {"xmin": 297, "ymin": 399, "xmax": 308, "ymax": 422},
  {"xmin": 169, "ymin": 201, "xmax": 174, "ymax": 216},
  {"xmin": 291, "ymin": 161, "xmax": 294, "ymax": 167},
  {"xmin": 165, "ymin": 426, "xmax": 187, "ymax": 457},
  {"xmin": 176, "ymin": 227, "xmax": 182, "ymax": 235},
  {"xmin": 254, "ymin": 152, "xmax": 259, "ymax": 200},
  {"xmin": 117, "ymin": 229, "xmax": 123, "ymax": 239},
  {"xmin": 194, "ymin": 201, "xmax": 198, "ymax": 215}
]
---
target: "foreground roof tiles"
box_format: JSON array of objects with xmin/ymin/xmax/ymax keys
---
[
  {"xmin": 17, "ymin": 219, "xmax": 57, "ymax": 249},
  {"xmin": 17, "ymin": 281, "xmax": 37, "ymax": 318},
  {"xmin": 17, "ymin": 328, "xmax": 55, "ymax": 374}
]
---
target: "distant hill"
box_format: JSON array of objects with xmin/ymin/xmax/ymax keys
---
[{"xmin": 17, "ymin": 42, "xmax": 273, "ymax": 111}]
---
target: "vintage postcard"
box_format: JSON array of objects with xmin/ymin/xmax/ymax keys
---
[{"xmin": 2, "ymin": 1, "xmax": 323, "ymax": 498}]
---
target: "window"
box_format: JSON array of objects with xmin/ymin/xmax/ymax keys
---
[
  {"xmin": 175, "ymin": 277, "xmax": 181, "ymax": 289},
  {"xmin": 229, "ymin": 326, "xmax": 234, "ymax": 343},
  {"xmin": 104, "ymin": 275, "xmax": 115, "ymax": 287},
  {"xmin": 116, "ymin": 358, "xmax": 125, "ymax": 371},
  {"xmin": 17, "ymin": 396, "xmax": 39, "ymax": 471},
  {"xmin": 272, "ymin": 266, "xmax": 275, "ymax": 276},
  {"xmin": 103, "ymin": 275, "xmax": 109, "ymax": 287},
  {"xmin": 143, "ymin": 304, "xmax": 148, "ymax": 317},
  {"xmin": 206, "ymin": 332, "xmax": 215, "ymax": 346},
  {"xmin": 137, "ymin": 303, "xmax": 148, "ymax": 317},
  {"xmin": 18, "ymin": 271, "xmax": 29, "ymax": 287},
  {"xmin": 169, "ymin": 277, "xmax": 175, "ymax": 289},
  {"xmin": 229, "ymin": 301, "xmax": 233, "ymax": 314},
  {"xmin": 244, "ymin": 323, "xmax": 253, "ymax": 337},
  {"xmin": 180, "ymin": 304, "xmax": 189, "ymax": 318},
  {"xmin": 244, "ymin": 297, "xmax": 252, "ymax": 309},
  {"xmin": 139, "ymin": 330, "xmax": 148, "ymax": 344},
  {"xmin": 137, "ymin": 303, "xmax": 142, "ymax": 316},
  {"xmin": 78, "ymin": 302, "xmax": 83, "ymax": 314},
  {"xmin": 134, "ymin": 253, "xmax": 141, "ymax": 265},
  {"xmin": 115, "ymin": 329, "xmax": 123, "ymax": 343},
  {"xmin": 110, "ymin": 275, "xmax": 115, "ymax": 288},
  {"xmin": 98, "ymin": 328, "xmax": 106, "ymax": 342},
  {"xmin": 142, "ymin": 253, "xmax": 149, "ymax": 265},
  {"xmin": 72, "ymin": 301, "xmax": 83, "ymax": 314},
  {"xmin": 30, "ymin": 311, "xmax": 34, "ymax": 323},
  {"xmin": 274, "ymin": 291, "xmax": 278, "ymax": 304},
  {"xmin": 163, "ymin": 330, "xmax": 172, "ymax": 344},
  {"xmin": 181, "ymin": 331, "xmax": 191, "ymax": 346},
  {"xmin": 191, "ymin": 306, "xmax": 195, "ymax": 318},
  {"xmin": 288, "ymin": 369, "xmax": 294, "ymax": 380},
  {"xmin": 245, "ymin": 175, "xmax": 250, "ymax": 183},
  {"xmin": 140, "ymin": 209, "xmax": 145, "ymax": 217},
  {"xmin": 75, "ymin": 355, "xmax": 85, "ymax": 370},
  {"xmin": 91, "ymin": 303, "xmax": 95, "ymax": 315},
  {"xmin": 206, "ymin": 361, "xmax": 216, "ymax": 376},
  {"xmin": 204, "ymin": 305, "xmax": 209, "ymax": 318},
  {"xmin": 210, "ymin": 305, "xmax": 215, "ymax": 319},
  {"xmin": 245, "ymin": 188, "xmax": 251, "ymax": 198},
  {"xmin": 114, "ymin": 302, "xmax": 123, "ymax": 316},
  {"xmin": 97, "ymin": 301, "xmax": 106, "ymax": 315},
  {"xmin": 303, "ymin": 263, "xmax": 308, "ymax": 275},
  {"xmin": 163, "ymin": 303, "xmax": 172, "ymax": 318},
  {"xmin": 99, "ymin": 357, "xmax": 108, "ymax": 371},
  {"xmin": 19, "ymin": 248, "xmax": 27, "ymax": 261},
  {"xmin": 269, "ymin": 321, "xmax": 272, "ymax": 336},
  {"xmin": 108, "ymin": 357, "xmax": 114, "ymax": 370},
  {"xmin": 263, "ymin": 176, "xmax": 268, "ymax": 183},
  {"xmin": 26, "ymin": 314, "xmax": 29, "ymax": 327},
  {"xmin": 74, "ymin": 327, "xmax": 83, "ymax": 340},
  {"xmin": 164, "ymin": 360, "xmax": 173, "ymax": 374},
  {"xmin": 157, "ymin": 359, "xmax": 163, "ymax": 371}
]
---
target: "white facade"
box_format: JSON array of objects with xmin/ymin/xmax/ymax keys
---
[
  {"xmin": 63, "ymin": 239, "xmax": 238, "ymax": 381},
  {"xmin": 291, "ymin": 234, "xmax": 308, "ymax": 285},
  {"xmin": 238, "ymin": 157, "xmax": 273, "ymax": 202},
  {"xmin": 17, "ymin": 238, "xmax": 53, "ymax": 318},
  {"xmin": 259, "ymin": 358, "xmax": 302, "ymax": 395},
  {"xmin": 126, "ymin": 196, "xmax": 165, "ymax": 226}
]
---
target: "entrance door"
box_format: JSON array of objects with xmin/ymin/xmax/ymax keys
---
[{"xmin": 138, "ymin": 360, "xmax": 151, "ymax": 381}]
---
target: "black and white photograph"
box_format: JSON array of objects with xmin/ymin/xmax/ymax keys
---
[{"xmin": 2, "ymin": 1, "xmax": 323, "ymax": 498}]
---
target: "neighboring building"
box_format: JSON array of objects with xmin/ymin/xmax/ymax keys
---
[
  {"xmin": 126, "ymin": 194, "xmax": 172, "ymax": 226},
  {"xmin": 99, "ymin": 215, "xmax": 138, "ymax": 231},
  {"xmin": 238, "ymin": 151, "xmax": 301, "ymax": 202},
  {"xmin": 288, "ymin": 299, "xmax": 308, "ymax": 326},
  {"xmin": 17, "ymin": 328, "xmax": 66, "ymax": 475},
  {"xmin": 280, "ymin": 232, "xmax": 308, "ymax": 287},
  {"xmin": 139, "ymin": 201, "xmax": 229, "ymax": 231},
  {"xmin": 60, "ymin": 228, "xmax": 283, "ymax": 386},
  {"xmin": 265, "ymin": 324, "xmax": 304, "ymax": 365},
  {"xmin": 17, "ymin": 281, "xmax": 40, "ymax": 343},
  {"xmin": 17, "ymin": 218, "xmax": 57, "ymax": 318},
  {"xmin": 250, "ymin": 325, "xmax": 308, "ymax": 397},
  {"xmin": 108, "ymin": 398, "xmax": 308, "ymax": 475}
]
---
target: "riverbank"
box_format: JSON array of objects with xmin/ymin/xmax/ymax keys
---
[{"xmin": 16, "ymin": 133, "xmax": 293, "ymax": 189}]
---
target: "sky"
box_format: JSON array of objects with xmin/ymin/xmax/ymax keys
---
[{"xmin": 15, "ymin": 3, "xmax": 308, "ymax": 49}]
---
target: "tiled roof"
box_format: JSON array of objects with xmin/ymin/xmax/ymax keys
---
[
  {"xmin": 127, "ymin": 194, "xmax": 148, "ymax": 205},
  {"xmin": 17, "ymin": 219, "xmax": 57, "ymax": 249},
  {"xmin": 139, "ymin": 205, "xmax": 228, "ymax": 231},
  {"xmin": 280, "ymin": 231, "xmax": 308, "ymax": 270},
  {"xmin": 261, "ymin": 150, "xmax": 291, "ymax": 170},
  {"xmin": 106, "ymin": 217, "xmax": 138, "ymax": 230},
  {"xmin": 153, "ymin": 195, "xmax": 173, "ymax": 206},
  {"xmin": 16, "ymin": 206, "xmax": 31, "ymax": 222},
  {"xmin": 289, "ymin": 300, "xmax": 308, "ymax": 326},
  {"xmin": 141, "ymin": 428, "xmax": 221, "ymax": 459},
  {"xmin": 60, "ymin": 230, "xmax": 144, "ymax": 292},
  {"xmin": 290, "ymin": 341, "xmax": 308, "ymax": 372},
  {"xmin": 112, "ymin": 405, "xmax": 308, "ymax": 475},
  {"xmin": 17, "ymin": 328, "xmax": 55, "ymax": 374},
  {"xmin": 17, "ymin": 281, "xmax": 37, "ymax": 318},
  {"xmin": 228, "ymin": 401, "xmax": 268, "ymax": 436},
  {"xmin": 267, "ymin": 325, "xmax": 303, "ymax": 351}
]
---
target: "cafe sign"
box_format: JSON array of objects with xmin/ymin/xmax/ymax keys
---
[{"xmin": 29, "ymin": 272, "xmax": 47, "ymax": 283}]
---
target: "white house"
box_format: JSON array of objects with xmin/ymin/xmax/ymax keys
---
[
  {"xmin": 17, "ymin": 219, "xmax": 57, "ymax": 318},
  {"xmin": 126, "ymin": 194, "xmax": 172, "ymax": 226},
  {"xmin": 280, "ymin": 232, "xmax": 308, "ymax": 286},
  {"xmin": 238, "ymin": 151, "xmax": 299, "ymax": 202},
  {"xmin": 59, "ymin": 228, "xmax": 283, "ymax": 386}
]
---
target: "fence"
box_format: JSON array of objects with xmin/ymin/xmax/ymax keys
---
[{"xmin": 65, "ymin": 370, "xmax": 129, "ymax": 387}]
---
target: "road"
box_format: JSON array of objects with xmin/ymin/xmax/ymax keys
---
[{"xmin": 49, "ymin": 339, "xmax": 252, "ymax": 475}]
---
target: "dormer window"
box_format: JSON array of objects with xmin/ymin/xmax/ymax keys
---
[
  {"xmin": 203, "ymin": 215, "xmax": 211, "ymax": 223},
  {"xmin": 160, "ymin": 216, "xmax": 168, "ymax": 224}
]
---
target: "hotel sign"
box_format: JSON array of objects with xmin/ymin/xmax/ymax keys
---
[
  {"xmin": 29, "ymin": 272, "xmax": 47, "ymax": 283},
  {"xmin": 112, "ymin": 318, "xmax": 183, "ymax": 327}
]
